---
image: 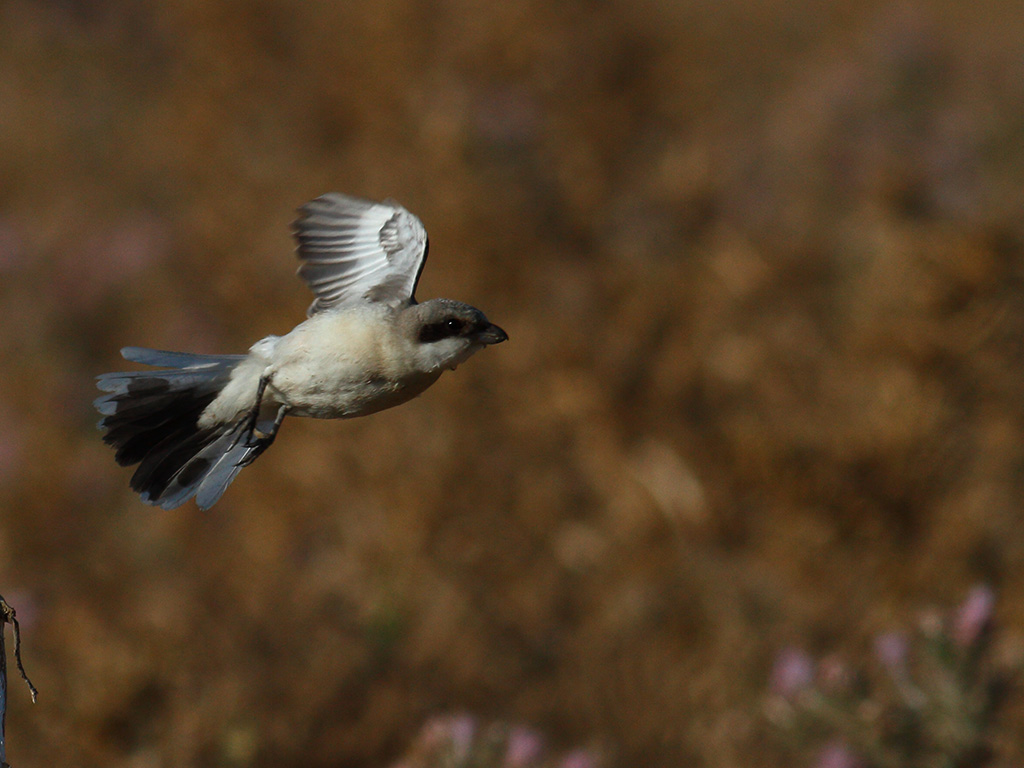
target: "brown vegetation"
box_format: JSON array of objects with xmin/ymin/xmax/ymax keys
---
[{"xmin": 1, "ymin": 0, "xmax": 1023, "ymax": 765}]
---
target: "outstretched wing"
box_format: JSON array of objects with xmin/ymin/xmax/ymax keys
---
[{"xmin": 292, "ymin": 193, "xmax": 429, "ymax": 315}]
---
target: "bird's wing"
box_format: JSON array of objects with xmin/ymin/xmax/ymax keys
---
[{"xmin": 292, "ymin": 193, "xmax": 429, "ymax": 315}]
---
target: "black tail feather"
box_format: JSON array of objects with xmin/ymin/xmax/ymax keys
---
[
  {"xmin": 95, "ymin": 349, "xmax": 260, "ymax": 510},
  {"xmin": 130, "ymin": 424, "xmax": 219, "ymax": 500}
]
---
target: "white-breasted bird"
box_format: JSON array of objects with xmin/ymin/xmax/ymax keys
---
[{"xmin": 95, "ymin": 193, "xmax": 507, "ymax": 510}]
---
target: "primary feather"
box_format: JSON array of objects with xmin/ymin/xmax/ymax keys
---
[{"xmin": 293, "ymin": 193, "xmax": 428, "ymax": 314}]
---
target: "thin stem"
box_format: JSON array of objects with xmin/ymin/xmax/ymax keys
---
[{"xmin": 0, "ymin": 595, "xmax": 38, "ymax": 768}]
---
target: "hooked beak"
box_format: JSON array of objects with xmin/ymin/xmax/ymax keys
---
[{"xmin": 477, "ymin": 323, "xmax": 508, "ymax": 345}]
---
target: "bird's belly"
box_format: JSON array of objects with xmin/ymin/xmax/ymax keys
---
[
  {"xmin": 263, "ymin": 309, "xmax": 443, "ymax": 419},
  {"xmin": 271, "ymin": 364, "xmax": 442, "ymax": 419}
]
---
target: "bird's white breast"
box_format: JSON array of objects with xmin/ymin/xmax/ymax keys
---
[
  {"xmin": 265, "ymin": 306, "xmax": 440, "ymax": 419},
  {"xmin": 199, "ymin": 304, "xmax": 444, "ymax": 427}
]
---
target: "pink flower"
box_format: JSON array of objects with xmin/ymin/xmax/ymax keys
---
[
  {"xmin": 560, "ymin": 749, "xmax": 599, "ymax": 768},
  {"xmin": 952, "ymin": 585, "xmax": 995, "ymax": 648},
  {"xmin": 874, "ymin": 632, "xmax": 909, "ymax": 675},
  {"xmin": 814, "ymin": 739, "xmax": 863, "ymax": 768},
  {"xmin": 504, "ymin": 727, "xmax": 544, "ymax": 767},
  {"xmin": 770, "ymin": 647, "xmax": 815, "ymax": 700},
  {"xmin": 447, "ymin": 714, "xmax": 477, "ymax": 762}
]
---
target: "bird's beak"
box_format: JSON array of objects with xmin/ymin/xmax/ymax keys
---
[{"xmin": 478, "ymin": 323, "xmax": 508, "ymax": 345}]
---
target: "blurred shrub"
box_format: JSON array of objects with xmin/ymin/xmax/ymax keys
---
[
  {"xmin": 389, "ymin": 713, "xmax": 601, "ymax": 768},
  {"xmin": 766, "ymin": 586, "xmax": 1017, "ymax": 768}
]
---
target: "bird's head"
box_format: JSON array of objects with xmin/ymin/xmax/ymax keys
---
[{"xmin": 402, "ymin": 299, "xmax": 507, "ymax": 373}]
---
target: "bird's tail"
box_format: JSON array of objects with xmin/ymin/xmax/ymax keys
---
[{"xmin": 95, "ymin": 347, "xmax": 273, "ymax": 510}]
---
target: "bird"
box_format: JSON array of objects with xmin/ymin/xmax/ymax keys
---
[{"xmin": 95, "ymin": 193, "xmax": 508, "ymax": 510}]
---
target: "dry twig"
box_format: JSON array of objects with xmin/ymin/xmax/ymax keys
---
[{"xmin": 0, "ymin": 595, "xmax": 37, "ymax": 768}]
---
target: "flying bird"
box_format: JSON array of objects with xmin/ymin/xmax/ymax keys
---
[{"xmin": 95, "ymin": 193, "xmax": 507, "ymax": 510}]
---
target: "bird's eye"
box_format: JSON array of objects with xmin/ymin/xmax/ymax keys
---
[{"xmin": 419, "ymin": 317, "xmax": 467, "ymax": 343}]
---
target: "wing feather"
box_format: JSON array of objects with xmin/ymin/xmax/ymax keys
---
[{"xmin": 292, "ymin": 193, "xmax": 428, "ymax": 315}]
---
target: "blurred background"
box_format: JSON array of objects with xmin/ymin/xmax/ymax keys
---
[{"xmin": 2, "ymin": 0, "xmax": 1024, "ymax": 765}]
